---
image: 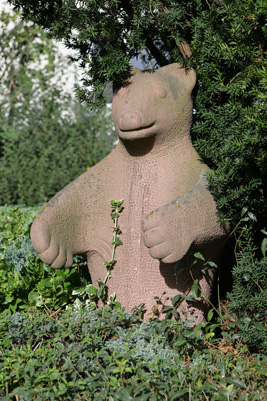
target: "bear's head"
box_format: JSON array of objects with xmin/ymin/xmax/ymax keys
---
[{"xmin": 112, "ymin": 63, "xmax": 196, "ymax": 143}]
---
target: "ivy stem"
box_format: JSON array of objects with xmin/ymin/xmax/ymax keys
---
[
  {"xmin": 111, "ymin": 213, "xmax": 118, "ymax": 263},
  {"xmin": 103, "ymin": 199, "xmax": 124, "ymax": 286},
  {"xmin": 189, "ymin": 268, "xmax": 223, "ymax": 322}
]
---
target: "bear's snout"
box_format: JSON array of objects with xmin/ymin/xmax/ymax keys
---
[{"xmin": 119, "ymin": 111, "xmax": 143, "ymax": 131}]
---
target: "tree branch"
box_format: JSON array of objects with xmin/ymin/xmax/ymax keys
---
[{"xmin": 143, "ymin": 31, "xmax": 169, "ymax": 66}]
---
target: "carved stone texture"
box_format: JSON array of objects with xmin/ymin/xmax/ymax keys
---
[{"xmin": 31, "ymin": 63, "xmax": 227, "ymax": 322}]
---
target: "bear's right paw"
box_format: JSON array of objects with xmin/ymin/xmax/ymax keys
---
[{"xmin": 30, "ymin": 218, "xmax": 73, "ymax": 268}]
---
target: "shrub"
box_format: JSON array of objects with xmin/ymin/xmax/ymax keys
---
[
  {"xmin": 227, "ymin": 228, "xmax": 267, "ymax": 353},
  {"xmin": 0, "ymin": 205, "xmax": 90, "ymax": 313},
  {"xmin": 0, "ymin": 306, "xmax": 267, "ymax": 400},
  {"xmin": 0, "ymin": 105, "xmax": 116, "ymax": 206}
]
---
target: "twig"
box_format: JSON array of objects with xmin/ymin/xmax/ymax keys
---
[
  {"xmin": 50, "ymin": 307, "xmax": 62, "ymax": 320},
  {"xmin": 205, "ymin": 0, "xmax": 211, "ymax": 10},
  {"xmin": 229, "ymin": 71, "xmax": 242, "ymax": 84},
  {"xmin": 254, "ymin": 24, "xmax": 264, "ymax": 60},
  {"xmin": 33, "ymin": 340, "xmax": 43, "ymax": 352},
  {"xmin": 234, "ymin": 230, "xmax": 243, "ymax": 267},
  {"xmin": 177, "ymin": 40, "xmax": 192, "ymax": 58}
]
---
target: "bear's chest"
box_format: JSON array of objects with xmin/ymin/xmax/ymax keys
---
[
  {"xmin": 86, "ymin": 158, "xmax": 182, "ymax": 281},
  {"xmin": 116, "ymin": 157, "xmax": 182, "ymax": 212}
]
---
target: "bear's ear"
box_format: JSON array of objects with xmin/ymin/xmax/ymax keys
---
[
  {"xmin": 160, "ymin": 63, "xmax": 196, "ymax": 91},
  {"xmin": 130, "ymin": 66, "xmax": 142, "ymax": 75},
  {"xmin": 113, "ymin": 66, "xmax": 141, "ymax": 93}
]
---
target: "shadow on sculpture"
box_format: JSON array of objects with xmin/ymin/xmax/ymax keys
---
[{"xmin": 31, "ymin": 63, "xmax": 228, "ymax": 322}]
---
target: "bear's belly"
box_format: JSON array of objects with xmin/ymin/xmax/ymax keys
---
[
  {"xmin": 85, "ymin": 164, "xmax": 210, "ymax": 320},
  {"xmin": 86, "ymin": 167, "xmax": 165, "ymax": 314}
]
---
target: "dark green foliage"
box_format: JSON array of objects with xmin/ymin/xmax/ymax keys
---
[
  {"xmin": 1, "ymin": 306, "xmax": 267, "ymax": 400},
  {"xmin": 227, "ymin": 229, "xmax": 267, "ymax": 353},
  {"xmin": 0, "ymin": 104, "xmax": 116, "ymax": 206}
]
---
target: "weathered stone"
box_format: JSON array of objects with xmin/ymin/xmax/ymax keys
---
[{"xmin": 31, "ymin": 63, "xmax": 227, "ymax": 322}]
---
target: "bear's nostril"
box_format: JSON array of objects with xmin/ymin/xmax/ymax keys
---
[{"xmin": 119, "ymin": 111, "xmax": 143, "ymax": 131}]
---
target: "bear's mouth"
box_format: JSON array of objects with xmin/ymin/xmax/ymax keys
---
[{"xmin": 119, "ymin": 122, "xmax": 155, "ymax": 133}]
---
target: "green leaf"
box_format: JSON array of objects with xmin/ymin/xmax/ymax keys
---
[
  {"xmin": 57, "ymin": 382, "xmax": 67, "ymax": 395},
  {"xmin": 191, "ymin": 280, "xmax": 201, "ymax": 298},
  {"xmin": 86, "ymin": 285, "xmax": 97, "ymax": 295},
  {"xmin": 226, "ymin": 377, "xmax": 246, "ymax": 389},
  {"xmin": 28, "ymin": 291, "xmax": 39, "ymax": 302},
  {"xmin": 247, "ymin": 212, "xmax": 257, "ymax": 222},
  {"xmin": 185, "ymin": 295, "xmax": 196, "ymax": 302},
  {"xmin": 207, "ymin": 308, "xmax": 214, "ymax": 322},
  {"xmin": 49, "ymin": 370, "xmax": 60, "ymax": 381},
  {"xmin": 171, "ymin": 294, "xmax": 182, "ymax": 306},
  {"xmin": 194, "ymin": 252, "xmax": 205, "ymax": 261},
  {"xmin": 162, "ymin": 305, "xmax": 173, "ymax": 313},
  {"xmin": 207, "ymin": 261, "xmax": 218, "ymax": 268},
  {"xmin": 241, "ymin": 207, "xmax": 248, "ymax": 217},
  {"xmin": 40, "ymin": 278, "xmax": 53, "ymax": 288},
  {"xmin": 261, "ymin": 237, "xmax": 267, "ymax": 258},
  {"xmin": 112, "ymin": 367, "xmax": 122, "ymax": 374},
  {"xmin": 172, "ymin": 389, "xmax": 189, "ymax": 397},
  {"xmin": 4, "ymin": 295, "xmax": 14, "ymax": 303},
  {"xmin": 3, "ymin": 336, "xmax": 11, "ymax": 346}
]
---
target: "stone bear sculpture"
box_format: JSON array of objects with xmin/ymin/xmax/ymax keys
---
[{"xmin": 31, "ymin": 63, "xmax": 227, "ymax": 322}]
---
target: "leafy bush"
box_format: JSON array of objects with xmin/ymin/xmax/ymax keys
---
[
  {"xmin": 1, "ymin": 306, "xmax": 267, "ymax": 401},
  {"xmin": 0, "ymin": 205, "xmax": 90, "ymax": 313}
]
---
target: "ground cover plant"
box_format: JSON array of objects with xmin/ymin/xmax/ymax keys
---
[
  {"xmin": 1, "ymin": 205, "xmax": 267, "ymax": 400},
  {"xmin": 1, "ymin": 306, "xmax": 267, "ymax": 401}
]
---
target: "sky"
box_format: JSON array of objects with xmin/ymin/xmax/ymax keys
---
[{"xmin": 0, "ymin": 0, "xmax": 144, "ymax": 98}]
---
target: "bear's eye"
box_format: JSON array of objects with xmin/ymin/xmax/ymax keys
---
[{"xmin": 154, "ymin": 86, "xmax": 167, "ymax": 99}]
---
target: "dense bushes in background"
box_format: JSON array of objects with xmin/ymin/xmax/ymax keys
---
[
  {"xmin": 0, "ymin": 104, "xmax": 115, "ymax": 206},
  {"xmin": 0, "ymin": 9, "xmax": 116, "ymax": 206}
]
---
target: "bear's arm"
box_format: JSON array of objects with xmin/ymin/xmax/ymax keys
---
[
  {"xmin": 143, "ymin": 172, "xmax": 227, "ymax": 264},
  {"xmin": 30, "ymin": 172, "xmax": 94, "ymax": 268}
]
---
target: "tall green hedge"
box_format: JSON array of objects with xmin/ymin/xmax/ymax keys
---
[
  {"xmin": 0, "ymin": 103, "xmax": 115, "ymax": 206},
  {"xmin": 0, "ymin": 8, "xmax": 116, "ymax": 205}
]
